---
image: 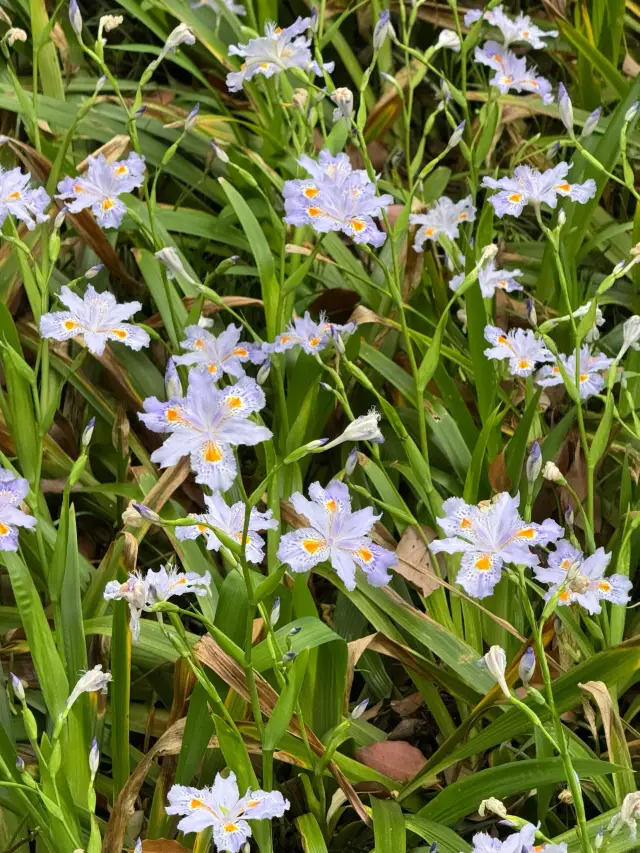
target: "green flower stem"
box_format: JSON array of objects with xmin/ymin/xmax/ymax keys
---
[{"xmin": 517, "ymin": 570, "xmax": 593, "ymax": 853}]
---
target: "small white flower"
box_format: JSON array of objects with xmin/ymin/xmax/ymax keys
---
[
  {"xmin": 160, "ymin": 23, "xmax": 196, "ymax": 60},
  {"xmin": 478, "ymin": 797, "xmax": 507, "ymax": 818},
  {"xmin": 331, "ymin": 87, "xmax": 354, "ymax": 122},
  {"xmin": 436, "ymin": 29, "xmax": 461, "ymax": 51},
  {"xmin": 100, "ymin": 15, "xmax": 123, "ymax": 33},
  {"xmin": 543, "ymin": 461, "xmax": 565, "ymax": 483},
  {"xmin": 608, "ymin": 791, "xmax": 640, "ymax": 842},
  {"xmin": 324, "ymin": 409, "xmax": 383, "ymax": 448},
  {"xmin": 156, "ymin": 247, "xmax": 195, "ymax": 283},
  {"xmin": 478, "ymin": 645, "xmax": 510, "ymax": 698},
  {"xmin": 619, "ymin": 315, "xmax": 640, "ymax": 360},
  {"xmin": 5, "ymin": 28, "xmax": 27, "ymax": 46},
  {"xmin": 66, "ymin": 665, "xmax": 112, "ymax": 711}
]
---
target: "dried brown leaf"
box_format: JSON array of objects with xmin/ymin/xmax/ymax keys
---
[
  {"xmin": 355, "ymin": 741, "xmax": 427, "ymax": 783},
  {"xmin": 395, "ymin": 525, "xmax": 440, "ymax": 597}
]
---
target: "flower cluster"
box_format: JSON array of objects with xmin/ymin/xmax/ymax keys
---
[
  {"xmin": 278, "ymin": 480, "xmax": 397, "ymax": 591},
  {"xmin": 140, "ymin": 371, "xmax": 272, "ymax": 491},
  {"xmin": 465, "ymin": 5, "xmax": 558, "ymax": 49},
  {"xmin": 174, "ymin": 323, "xmax": 265, "ymax": 381},
  {"xmin": 536, "ymin": 345, "xmax": 613, "ymax": 399},
  {"xmin": 0, "ymin": 165, "xmax": 50, "ymax": 230},
  {"xmin": 166, "ymin": 771, "xmax": 289, "ymax": 852},
  {"xmin": 40, "ymin": 285, "xmax": 150, "ymax": 357},
  {"xmin": 484, "ymin": 325, "xmax": 554, "ymax": 377},
  {"xmin": 534, "ymin": 541, "xmax": 631, "ymax": 614},
  {"xmin": 263, "ymin": 311, "xmax": 356, "ymax": 356},
  {"xmin": 104, "ymin": 565, "xmax": 211, "ymax": 641},
  {"xmin": 410, "ymin": 196, "xmax": 476, "ymax": 251},
  {"xmin": 0, "ymin": 469, "xmax": 37, "ymax": 551},
  {"xmin": 57, "ymin": 152, "xmax": 145, "ymax": 229},
  {"xmin": 482, "ymin": 163, "xmax": 596, "ymax": 218},
  {"xmin": 283, "ymin": 150, "xmax": 392, "ymax": 247},
  {"xmin": 430, "ymin": 492, "xmax": 562, "ymax": 598},
  {"xmin": 226, "ymin": 18, "xmax": 333, "ymax": 92},
  {"xmin": 176, "ymin": 493, "xmax": 277, "ymax": 563}
]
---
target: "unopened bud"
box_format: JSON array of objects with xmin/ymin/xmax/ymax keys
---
[
  {"xmin": 594, "ymin": 828, "xmax": 604, "ymax": 849},
  {"xmin": 318, "ymin": 381, "xmax": 332, "ymax": 392},
  {"xmin": 525, "ymin": 298, "xmax": 537, "ymax": 327},
  {"xmin": 345, "ymin": 447, "xmax": 358, "ymax": 476},
  {"xmin": 96, "ymin": 75, "xmax": 107, "ymax": 93},
  {"xmin": 69, "ymin": 0, "xmax": 83, "ymax": 39},
  {"xmin": 625, "ymin": 101, "xmax": 639, "ymax": 123},
  {"xmin": 564, "ymin": 503, "xmax": 574, "ymax": 527},
  {"xmin": 558, "ymin": 209, "xmax": 566, "ymax": 227},
  {"xmin": 185, "ymin": 102, "xmax": 200, "ymax": 132},
  {"xmin": 351, "ymin": 697, "xmax": 369, "ymax": 719},
  {"xmin": 164, "ymin": 358, "xmax": 182, "ymax": 399},
  {"xmin": 89, "ymin": 738, "xmax": 100, "ymax": 776},
  {"xmin": 133, "ymin": 503, "xmax": 160, "ymax": 523},
  {"xmin": 211, "ymin": 142, "xmax": 229, "ymax": 164},
  {"xmin": 581, "ymin": 107, "xmax": 601, "ymax": 138},
  {"xmin": 256, "ymin": 358, "xmax": 271, "ymax": 386},
  {"xmin": 518, "ymin": 647, "xmax": 535, "ymax": 686},
  {"xmin": 134, "ymin": 105, "xmax": 147, "ymax": 119},
  {"xmin": 525, "ymin": 441, "xmax": 542, "ymax": 483},
  {"xmin": 16, "ymin": 755, "xmax": 25, "ymax": 772},
  {"xmin": 282, "ymin": 651, "xmax": 296, "ymax": 663},
  {"xmin": 82, "ymin": 417, "xmax": 95, "ymax": 448},
  {"xmin": 85, "ymin": 264, "xmax": 103, "ymax": 279},
  {"xmin": 288, "ymin": 626, "xmax": 302, "ymax": 636},
  {"xmin": 10, "ymin": 672, "xmax": 25, "ymax": 702},
  {"xmin": 447, "ymin": 120, "xmax": 465, "ymax": 149},
  {"xmin": 270, "ymin": 597, "xmax": 280, "ymax": 626}
]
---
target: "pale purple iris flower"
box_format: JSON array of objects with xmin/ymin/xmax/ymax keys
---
[
  {"xmin": 465, "ymin": 6, "xmax": 558, "ymax": 49},
  {"xmin": 0, "ymin": 165, "xmax": 50, "ymax": 230},
  {"xmin": 39, "ymin": 285, "xmax": 150, "ymax": 356},
  {"xmin": 536, "ymin": 345, "xmax": 614, "ymax": 399},
  {"xmin": 176, "ymin": 492, "xmax": 277, "ymax": 563},
  {"xmin": 470, "ymin": 823, "xmax": 566, "ymax": 853},
  {"xmin": 174, "ymin": 323, "xmax": 265, "ymax": 382},
  {"xmin": 278, "ymin": 480, "xmax": 397, "ymax": 591},
  {"xmin": 283, "ymin": 150, "xmax": 392, "ymax": 247},
  {"xmin": 430, "ymin": 493, "xmax": 563, "ymax": 599},
  {"xmin": 475, "ymin": 41, "xmax": 553, "ymax": 103},
  {"xmin": 450, "ymin": 259, "xmax": 523, "ymax": 297},
  {"xmin": 263, "ymin": 311, "xmax": 356, "ymax": 356},
  {"xmin": 484, "ymin": 325, "xmax": 554, "ymax": 377},
  {"xmin": 56, "ymin": 152, "xmax": 145, "ymax": 228},
  {"xmin": 0, "ymin": 469, "xmax": 37, "ymax": 551},
  {"xmin": 226, "ymin": 18, "xmax": 334, "ymax": 92},
  {"xmin": 139, "ymin": 371, "xmax": 272, "ymax": 491},
  {"xmin": 534, "ymin": 540, "xmax": 632, "ymax": 615},
  {"xmin": 409, "ymin": 196, "xmax": 476, "ymax": 252},
  {"xmin": 483, "ymin": 161, "xmax": 596, "ymax": 218},
  {"xmin": 104, "ymin": 566, "xmax": 210, "ymax": 642},
  {"xmin": 166, "ymin": 771, "xmax": 289, "ymax": 852}
]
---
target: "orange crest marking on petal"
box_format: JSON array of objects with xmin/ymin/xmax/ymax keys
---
[
  {"xmin": 64, "ymin": 320, "xmax": 79, "ymax": 330},
  {"xmin": 303, "ymin": 186, "xmax": 319, "ymax": 198},
  {"xmin": 460, "ymin": 517, "xmax": 473, "ymax": 529},
  {"xmin": 204, "ymin": 442, "xmax": 223, "ymax": 463},
  {"xmin": 8, "ymin": 191, "xmax": 20, "ymax": 200},
  {"xmin": 114, "ymin": 165, "xmax": 128, "ymax": 176},
  {"xmin": 302, "ymin": 538, "xmax": 324, "ymax": 554},
  {"xmin": 227, "ymin": 396, "xmax": 243, "ymax": 409},
  {"xmin": 425, "ymin": 227, "xmax": 436, "ymax": 237},
  {"xmin": 555, "ymin": 183, "xmax": 570, "ymax": 192},
  {"xmin": 559, "ymin": 590, "xmax": 572, "ymax": 602},
  {"xmin": 508, "ymin": 192, "xmax": 523, "ymax": 203},
  {"xmin": 325, "ymin": 499, "xmax": 337, "ymax": 513},
  {"xmin": 309, "ymin": 336, "xmax": 321, "ymax": 347},
  {"xmin": 516, "ymin": 527, "xmax": 535, "ymax": 539},
  {"xmin": 247, "ymin": 799, "xmax": 261, "ymax": 808},
  {"xmin": 350, "ymin": 218, "xmax": 366, "ymax": 232},
  {"xmin": 224, "ymin": 823, "xmax": 240, "ymax": 833},
  {"xmin": 518, "ymin": 359, "xmax": 531, "ymax": 370},
  {"xmin": 234, "ymin": 347, "xmax": 248, "ymax": 357},
  {"xmin": 101, "ymin": 198, "xmax": 116, "ymax": 211},
  {"xmin": 0, "ymin": 522, "xmax": 9, "ymax": 536},
  {"xmin": 73, "ymin": 184, "xmax": 84, "ymax": 193},
  {"xmin": 579, "ymin": 373, "xmax": 588, "ymax": 382},
  {"xmin": 474, "ymin": 554, "xmax": 492, "ymax": 571},
  {"xmin": 358, "ymin": 548, "xmax": 373, "ymax": 563},
  {"xmin": 598, "ymin": 581, "xmax": 611, "ymax": 592},
  {"xmin": 307, "ymin": 207, "xmax": 323, "ymax": 217},
  {"xmin": 197, "ymin": 524, "xmax": 207, "ymax": 532},
  {"xmin": 112, "ymin": 329, "xmax": 128, "ymax": 339}
]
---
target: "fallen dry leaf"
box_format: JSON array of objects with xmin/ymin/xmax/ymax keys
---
[
  {"xmin": 355, "ymin": 741, "xmax": 427, "ymax": 782},
  {"xmin": 395, "ymin": 525, "xmax": 441, "ymax": 597},
  {"xmin": 138, "ymin": 839, "xmax": 190, "ymax": 852}
]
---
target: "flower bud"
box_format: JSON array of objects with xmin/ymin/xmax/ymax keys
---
[
  {"xmin": 351, "ymin": 697, "xmax": 369, "ymax": 719},
  {"xmin": 345, "ymin": 447, "xmax": 358, "ymax": 476},
  {"xmin": 96, "ymin": 75, "xmax": 107, "ymax": 93},
  {"xmin": 557, "ymin": 83, "xmax": 574, "ymax": 133},
  {"xmin": 619, "ymin": 315, "xmax": 640, "ymax": 360},
  {"xmin": 211, "ymin": 142, "xmax": 229, "ymax": 164},
  {"xmin": 10, "ymin": 672, "xmax": 25, "ymax": 702},
  {"xmin": 558, "ymin": 209, "xmax": 566, "ymax": 227},
  {"xmin": 256, "ymin": 358, "xmax": 271, "ymax": 386},
  {"xmin": 54, "ymin": 208, "xmax": 66, "ymax": 230},
  {"xmin": 564, "ymin": 503, "xmax": 574, "ymax": 527},
  {"xmin": 330, "ymin": 88, "xmax": 354, "ymax": 122},
  {"xmin": 270, "ymin": 597, "xmax": 280, "ymax": 626},
  {"xmin": 133, "ymin": 503, "xmax": 160, "ymax": 523},
  {"xmin": 594, "ymin": 828, "xmax": 604, "ymax": 849},
  {"xmin": 85, "ymin": 264, "xmax": 104, "ymax": 279},
  {"xmin": 16, "ymin": 755, "xmax": 25, "ymax": 772},
  {"xmin": 447, "ymin": 120, "xmax": 466, "ymax": 149},
  {"xmin": 525, "ymin": 441, "xmax": 542, "ymax": 483},
  {"xmin": 69, "ymin": 0, "xmax": 83, "ymax": 39},
  {"xmin": 543, "ymin": 461, "xmax": 565, "ymax": 483},
  {"xmin": 518, "ymin": 647, "xmax": 535, "ymax": 686},
  {"xmin": 185, "ymin": 102, "xmax": 200, "ymax": 133},
  {"xmin": 82, "ymin": 417, "xmax": 95, "ymax": 448},
  {"xmin": 581, "ymin": 107, "xmax": 601, "ymax": 138},
  {"xmin": 310, "ymin": 8, "xmax": 319, "ymax": 34},
  {"xmin": 160, "ymin": 23, "xmax": 195, "ymax": 60},
  {"xmin": 282, "ymin": 651, "xmax": 296, "ymax": 663},
  {"xmin": 625, "ymin": 101, "xmax": 639, "ymax": 123},
  {"xmin": 318, "ymin": 381, "xmax": 332, "ymax": 392},
  {"xmin": 89, "ymin": 737, "xmax": 100, "ymax": 777},
  {"xmin": 436, "ymin": 29, "xmax": 461, "ymax": 51},
  {"xmin": 478, "ymin": 645, "xmax": 510, "ymax": 698},
  {"xmin": 548, "ymin": 141, "xmax": 561, "ymax": 159},
  {"xmin": 288, "ymin": 626, "xmax": 302, "ymax": 636},
  {"xmin": 373, "ymin": 10, "xmax": 395, "ymax": 50},
  {"xmin": 525, "ymin": 298, "xmax": 537, "ymax": 327},
  {"xmin": 155, "ymin": 247, "xmax": 194, "ymax": 283},
  {"xmin": 134, "ymin": 105, "xmax": 147, "ymax": 119},
  {"xmin": 164, "ymin": 357, "xmax": 182, "ymax": 400}
]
